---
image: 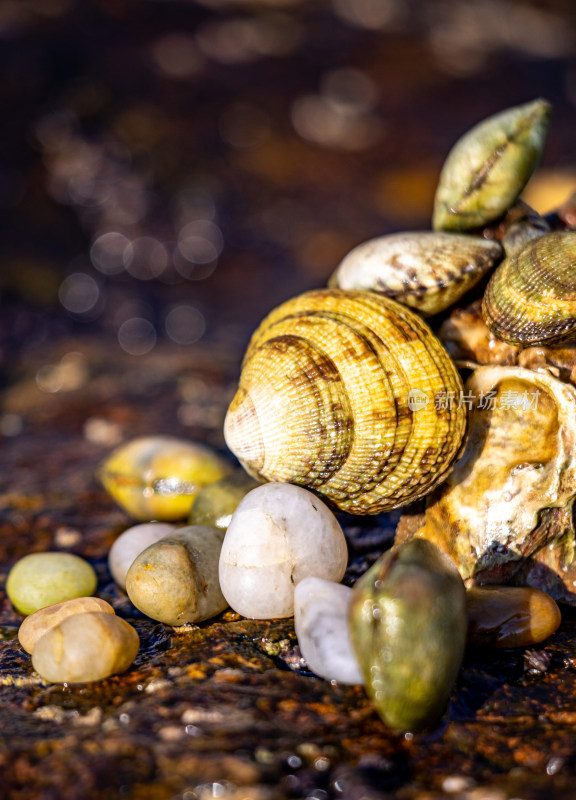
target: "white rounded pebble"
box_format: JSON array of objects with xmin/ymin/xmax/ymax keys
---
[
  {"xmin": 294, "ymin": 577, "xmax": 363, "ymax": 685},
  {"xmin": 108, "ymin": 522, "xmax": 177, "ymax": 590},
  {"xmin": 218, "ymin": 483, "xmax": 348, "ymax": 619}
]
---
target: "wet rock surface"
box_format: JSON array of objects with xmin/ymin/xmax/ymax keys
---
[{"xmin": 2, "ymin": 343, "xmax": 576, "ymax": 800}]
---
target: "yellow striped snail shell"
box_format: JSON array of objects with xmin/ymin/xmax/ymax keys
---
[
  {"xmin": 482, "ymin": 231, "xmax": 576, "ymax": 346},
  {"xmin": 224, "ymin": 289, "xmax": 467, "ymax": 515}
]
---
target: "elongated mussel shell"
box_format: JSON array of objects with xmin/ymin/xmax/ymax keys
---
[
  {"xmin": 482, "ymin": 232, "xmax": 576, "ymax": 346},
  {"xmin": 349, "ymin": 538, "xmax": 467, "ymax": 733},
  {"xmin": 224, "ymin": 289, "xmax": 467, "ymax": 514},
  {"xmin": 328, "ymin": 231, "xmax": 502, "ymax": 316},
  {"xmin": 433, "ymin": 99, "xmax": 551, "ymax": 232}
]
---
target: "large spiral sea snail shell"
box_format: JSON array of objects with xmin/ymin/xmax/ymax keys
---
[{"xmin": 224, "ymin": 289, "xmax": 467, "ymax": 514}]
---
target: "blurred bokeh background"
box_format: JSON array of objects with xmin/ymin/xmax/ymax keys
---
[{"xmin": 2, "ymin": 0, "xmax": 576, "ymax": 409}]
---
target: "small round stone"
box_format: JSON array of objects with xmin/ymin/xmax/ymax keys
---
[
  {"xmin": 32, "ymin": 612, "xmax": 139, "ymax": 684},
  {"xmin": 18, "ymin": 597, "xmax": 115, "ymax": 655},
  {"xmin": 294, "ymin": 577, "xmax": 363, "ymax": 685},
  {"xmin": 108, "ymin": 522, "xmax": 177, "ymax": 591},
  {"xmin": 219, "ymin": 483, "xmax": 348, "ymax": 619},
  {"xmin": 188, "ymin": 470, "xmax": 260, "ymax": 529},
  {"xmin": 6, "ymin": 553, "xmax": 98, "ymax": 616},
  {"xmin": 126, "ymin": 525, "xmax": 227, "ymax": 626},
  {"xmin": 467, "ymin": 585, "xmax": 562, "ymax": 648}
]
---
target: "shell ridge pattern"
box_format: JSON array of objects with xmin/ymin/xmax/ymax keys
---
[
  {"xmin": 354, "ymin": 293, "xmax": 465, "ymax": 508},
  {"xmin": 225, "ymin": 289, "xmax": 467, "ymax": 513},
  {"xmin": 245, "ymin": 295, "xmax": 408, "ymax": 501},
  {"xmin": 301, "ymin": 301, "xmax": 418, "ymax": 500},
  {"xmin": 483, "ymin": 232, "xmax": 576, "ymax": 345},
  {"xmin": 247, "ymin": 332, "xmax": 354, "ymax": 487},
  {"xmin": 275, "ymin": 308, "xmax": 403, "ymax": 500}
]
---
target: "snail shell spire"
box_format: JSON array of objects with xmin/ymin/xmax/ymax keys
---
[{"xmin": 225, "ymin": 289, "xmax": 467, "ymax": 514}]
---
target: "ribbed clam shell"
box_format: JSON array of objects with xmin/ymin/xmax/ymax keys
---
[
  {"xmin": 433, "ymin": 98, "xmax": 551, "ymax": 232},
  {"xmin": 224, "ymin": 289, "xmax": 467, "ymax": 514},
  {"xmin": 328, "ymin": 231, "xmax": 502, "ymax": 316},
  {"xmin": 482, "ymin": 232, "xmax": 576, "ymax": 346}
]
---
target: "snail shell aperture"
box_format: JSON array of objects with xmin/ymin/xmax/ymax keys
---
[{"xmin": 224, "ymin": 289, "xmax": 467, "ymax": 514}]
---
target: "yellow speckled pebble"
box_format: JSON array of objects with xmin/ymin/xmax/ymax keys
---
[
  {"xmin": 98, "ymin": 436, "xmax": 231, "ymax": 521},
  {"xmin": 32, "ymin": 612, "xmax": 139, "ymax": 684},
  {"xmin": 18, "ymin": 597, "xmax": 115, "ymax": 655}
]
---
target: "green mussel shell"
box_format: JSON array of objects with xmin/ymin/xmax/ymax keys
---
[
  {"xmin": 349, "ymin": 538, "xmax": 467, "ymax": 733},
  {"xmin": 433, "ymin": 98, "xmax": 551, "ymax": 232}
]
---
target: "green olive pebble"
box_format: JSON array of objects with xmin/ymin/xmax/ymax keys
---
[
  {"xmin": 349, "ymin": 538, "xmax": 467, "ymax": 734},
  {"xmin": 18, "ymin": 597, "xmax": 114, "ymax": 655},
  {"xmin": 6, "ymin": 553, "xmax": 98, "ymax": 616},
  {"xmin": 126, "ymin": 525, "xmax": 227, "ymax": 626},
  {"xmin": 32, "ymin": 612, "xmax": 139, "ymax": 684},
  {"xmin": 188, "ymin": 471, "xmax": 261, "ymax": 529}
]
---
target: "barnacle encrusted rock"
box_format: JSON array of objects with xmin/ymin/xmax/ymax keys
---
[{"xmin": 400, "ymin": 366, "xmax": 576, "ymax": 603}]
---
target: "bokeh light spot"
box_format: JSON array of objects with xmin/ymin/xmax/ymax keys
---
[
  {"xmin": 59, "ymin": 273, "xmax": 101, "ymax": 314},
  {"xmin": 123, "ymin": 237, "xmax": 168, "ymax": 280},
  {"xmin": 165, "ymin": 305, "xmax": 206, "ymax": 345},
  {"xmin": 118, "ymin": 318, "xmax": 157, "ymax": 355},
  {"xmin": 90, "ymin": 232, "xmax": 131, "ymax": 275},
  {"xmin": 151, "ymin": 34, "xmax": 202, "ymax": 78}
]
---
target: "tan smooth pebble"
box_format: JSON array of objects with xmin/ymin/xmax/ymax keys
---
[
  {"xmin": 32, "ymin": 612, "xmax": 139, "ymax": 684},
  {"xmin": 18, "ymin": 597, "xmax": 114, "ymax": 655},
  {"xmin": 467, "ymin": 585, "xmax": 561, "ymax": 648}
]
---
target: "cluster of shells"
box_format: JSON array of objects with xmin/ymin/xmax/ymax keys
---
[
  {"xmin": 217, "ymin": 97, "xmax": 576, "ymax": 731},
  {"xmin": 13, "ymin": 99, "xmax": 576, "ymax": 733}
]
